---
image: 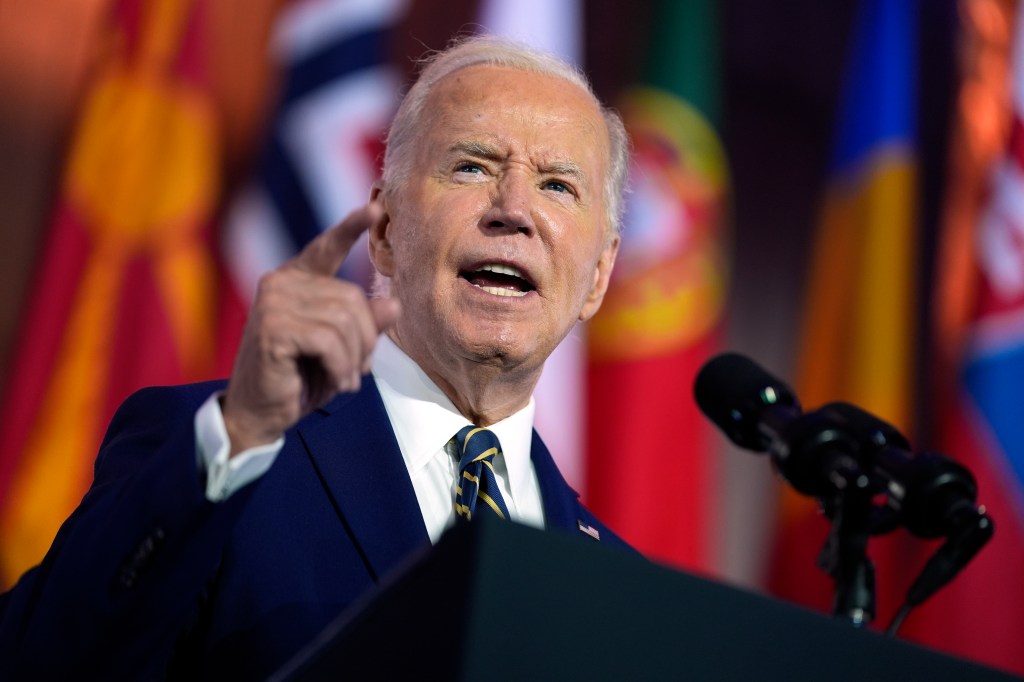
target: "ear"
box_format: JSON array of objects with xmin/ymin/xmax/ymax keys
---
[
  {"xmin": 367, "ymin": 182, "xmax": 395, "ymax": 277},
  {"xmin": 578, "ymin": 234, "xmax": 620, "ymax": 322}
]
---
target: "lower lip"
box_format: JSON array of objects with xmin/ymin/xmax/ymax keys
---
[{"xmin": 459, "ymin": 278, "xmax": 538, "ymax": 302}]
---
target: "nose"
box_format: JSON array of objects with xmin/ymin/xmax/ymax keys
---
[{"xmin": 483, "ymin": 172, "xmax": 535, "ymax": 236}]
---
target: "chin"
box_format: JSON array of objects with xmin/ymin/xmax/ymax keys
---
[
  {"xmin": 456, "ymin": 332, "xmax": 539, "ymax": 368},
  {"xmin": 441, "ymin": 311, "xmax": 558, "ymax": 366}
]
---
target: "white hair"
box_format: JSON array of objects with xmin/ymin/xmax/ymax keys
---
[{"xmin": 381, "ymin": 35, "xmax": 630, "ymax": 235}]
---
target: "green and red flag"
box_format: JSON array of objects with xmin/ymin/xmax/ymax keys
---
[{"xmin": 586, "ymin": 0, "xmax": 730, "ymax": 571}]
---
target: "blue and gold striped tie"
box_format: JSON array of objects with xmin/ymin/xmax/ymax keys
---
[{"xmin": 453, "ymin": 425, "xmax": 510, "ymax": 522}]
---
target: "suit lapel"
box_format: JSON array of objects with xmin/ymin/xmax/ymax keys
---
[
  {"xmin": 529, "ymin": 430, "xmax": 583, "ymax": 534},
  {"xmin": 297, "ymin": 378, "xmax": 430, "ymax": 582}
]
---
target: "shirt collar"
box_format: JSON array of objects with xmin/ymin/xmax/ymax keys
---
[{"xmin": 371, "ymin": 335, "xmax": 536, "ymax": 494}]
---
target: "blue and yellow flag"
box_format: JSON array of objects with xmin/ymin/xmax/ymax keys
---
[{"xmin": 768, "ymin": 0, "xmax": 919, "ymax": 612}]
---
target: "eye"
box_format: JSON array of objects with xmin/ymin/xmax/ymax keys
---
[
  {"xmin": 455, "ymin": 162, "xmax": 484, "ymax": 174},
  {"xmin": 542, "ymin": 179, "xmax": 573, "ymax": 194}
]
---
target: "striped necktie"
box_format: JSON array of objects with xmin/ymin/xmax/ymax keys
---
[{"xmin": 453, "ymin": 425, "xmax": 511, "ymax": 522}]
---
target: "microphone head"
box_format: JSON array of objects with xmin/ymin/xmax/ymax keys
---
[{"xmin": 694, "ymin": 353, "xmax": 800, "ymax": 451}]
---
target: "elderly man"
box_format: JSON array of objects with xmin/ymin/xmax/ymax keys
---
[{"xmin": 0, "ymin": 36, "xmax": 632, "ymax": 679}]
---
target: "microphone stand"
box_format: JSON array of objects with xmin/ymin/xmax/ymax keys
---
[
  {"xmin": 762, "ymin": 408, "xmax": 882, "ymax": 627},
  {"xmin": 817, "ymin": 464, "xmax": 876, "ymax": 626}
]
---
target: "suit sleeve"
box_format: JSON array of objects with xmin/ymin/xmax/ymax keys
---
[{"xmin": 0, "ymin": 383, "xmax": 260, "ymax": 680}]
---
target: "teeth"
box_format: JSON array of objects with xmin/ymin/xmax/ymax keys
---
[
  {"xmin": 479, "ymin": 263, "xmax": 525, "ymax": 278},
  {"xmin": 477, "ymin": 285, "xmax": 528, "ymax": 298},
  {"xmin": 466, "ymin": 263, "xmax": 532, "ymax": 297}
]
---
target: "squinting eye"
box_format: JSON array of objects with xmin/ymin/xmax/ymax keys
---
[
  {"xmin": 456, "ymin": 163, "xmax": 483, "ymax": 174},
  {"xmin": 543, "ymin": 180, "xmax": 571, "ymax": 193}
]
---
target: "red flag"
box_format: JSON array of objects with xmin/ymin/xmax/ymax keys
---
[
  {"xmin": 0, "ymin": 0, "xmax": 246, "ymax": 586},
  {"xmin": 909, "ymin": 0, "xmax": 1024, "ymax": 674}
]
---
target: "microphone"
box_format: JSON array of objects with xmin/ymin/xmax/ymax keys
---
[
  {"xmin": 695, "ymin": 355, "xmax": 991, "ymax": 532},
  {"xmin": 816, "ymin": 402, "xmax": 995, "ymax": 614},
  {"xmin": 695, "ymin": 353, "xmax": 881, "ymax": 624},
  {"xmin": 816, "ymin": 402, "xmax": 984, "ymax": 538},
  {"xmin": 693, "ymin": 353, "xmax": 871, "ymax": 500},
  {"xmin": 692, "ymin": 352, "xmax": 800, "ymax": 451},
  {"xmin": 694, "ymin": 352, "xmax": 995, "ymax": 631}
]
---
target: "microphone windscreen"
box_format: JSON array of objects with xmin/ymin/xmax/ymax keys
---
[{"xmin": 693, "ymin": 353, "xmax": 799, "ymax": 450}]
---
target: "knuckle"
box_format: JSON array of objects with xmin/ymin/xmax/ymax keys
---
[
  {"xmin": 329, "ymin": 305, "xmax": 357, "ymax": 329},
  {"xmin": 256, "ymin": 271, "xmax": 283, "ymax": 295},
  {"xmin": 309, "ymin": 325, "xmax": 339, "ymax": 352},
  {"xmin": 262, "ymin": 336, "xmax": 291, "ymax": 364},
  {"xmin": 256, "ymin": 310, "xmax": 288, "ymax": 337}
]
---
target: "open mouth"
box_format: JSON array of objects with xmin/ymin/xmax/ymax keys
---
[{"xmin": 460, "ymin": 263, "xmax": 536, "ymax": 298}]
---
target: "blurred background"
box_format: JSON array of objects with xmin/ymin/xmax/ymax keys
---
[{"xmin": 1, "ymin": 0, "xmax": 1022, "ymax": 675}]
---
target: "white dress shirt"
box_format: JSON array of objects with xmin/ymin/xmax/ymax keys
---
[{"xmin": 194, "ymin": 336, "xmax": 545, "ymax": 542}]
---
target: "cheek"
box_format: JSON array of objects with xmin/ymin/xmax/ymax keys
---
[
  {"xmin": 568, "ymin": 243, "xmax": 603, "ymax": 290},
  {"xmin": 389, "ymin": 228, "xmax": 452, "ymax": 310},
  {"xmin": 388, "ymin": 204, "xmax": 440, "ymax": 271}
]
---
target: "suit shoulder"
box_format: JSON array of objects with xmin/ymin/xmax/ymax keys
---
[
  {"xmin": 105, "ymin": 380, "xmax": 227, "ymax": 431},
  {"xmin": 120, "ymin": 379, "xmax": 228, "ymax": 411},
  {"xmin": 95, "ymin": 379, "xmax": 228, "ymax": 468}
]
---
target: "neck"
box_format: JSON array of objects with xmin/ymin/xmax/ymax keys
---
[{"xmin": 388, "ymin": 331, "xmax": 540, "ymax": 426}]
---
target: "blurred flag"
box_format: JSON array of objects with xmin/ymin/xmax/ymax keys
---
[
  {"xmin": 585, "ymin": 0, "xmax": 730, "ymax": 571},
  {"xmin": 223, "ymin": 0, "xmax": 410, "ymax": 297},
  {"xmin": 917, "ymin": 0, "xmax": 1024, "ymax": 674},
  {"xmin": 0, "ymin": 0, "xmax": 246, "ymax": 585},
  {"xmin": 767, "ymin": 0, "xmax": 920, "ymax": 612}
]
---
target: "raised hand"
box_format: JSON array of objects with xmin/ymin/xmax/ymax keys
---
[{"xmin": 221, "ymin": 203, "xmax": 400, "ymax": 456}]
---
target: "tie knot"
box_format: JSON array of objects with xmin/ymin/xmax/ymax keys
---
[
  {"xmin": 455, "ymin": 425, "xmax": 501, "ymax": 470},
  {"xmin": 453, "ymin": 425, "xmax": 510, "ymax": 522}
]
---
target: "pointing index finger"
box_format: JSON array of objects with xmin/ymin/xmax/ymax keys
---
[{"xmin": 287, "ymin": 202, "xmax": 384, "ymax": 276}]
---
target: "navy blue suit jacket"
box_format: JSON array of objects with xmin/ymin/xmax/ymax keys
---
[{"xmin": 0, "ymin": 377, "xmax": 632, "ymax": 680}]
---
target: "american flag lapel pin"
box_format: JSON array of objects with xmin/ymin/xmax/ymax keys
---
[{"xmin": 577, "ymin": 520, "xmax": 600, "ymax": 541}]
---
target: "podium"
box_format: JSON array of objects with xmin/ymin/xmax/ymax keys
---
[{"xmin": 274, "ymin": 518, "xmax": 1018, "ymax": 681}]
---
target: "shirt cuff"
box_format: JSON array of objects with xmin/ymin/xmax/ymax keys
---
[{"xmin": 194, "ymin": 392, "xmax": 284, "ymax": 502}]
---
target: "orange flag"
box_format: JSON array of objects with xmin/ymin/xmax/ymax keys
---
[{"xmin": 0, "ymin": 0, "xmax": 245, "ymax": 586}]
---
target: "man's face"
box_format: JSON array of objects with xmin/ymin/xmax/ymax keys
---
[{"xmin": 371, "ymin": 64, "xmax": 619, "ymax": 381}]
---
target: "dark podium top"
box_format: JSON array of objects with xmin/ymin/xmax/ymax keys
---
[{"xmin": 274, "ymin": 517, "xmax": 1019, "ymax": 681}]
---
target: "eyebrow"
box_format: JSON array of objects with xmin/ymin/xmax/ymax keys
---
[
  {"xmin": 541, "ymin": 161, "xmax": 587, "ymax": 186},
  {"xmin": 449, "ymin": 140, "xmax": 503, "ymax": 160}
]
